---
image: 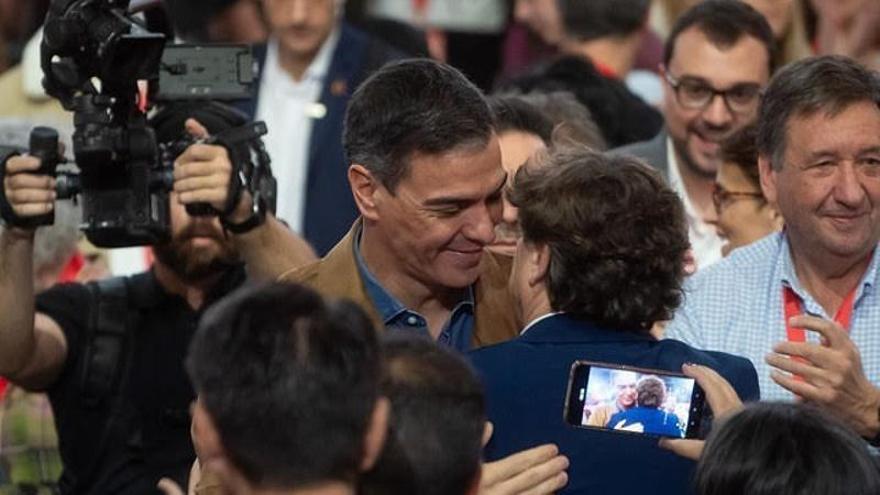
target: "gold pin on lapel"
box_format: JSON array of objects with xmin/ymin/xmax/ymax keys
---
[{"xmin": 330, "ymin": 79, "xmax": 348, "ymax": 97}]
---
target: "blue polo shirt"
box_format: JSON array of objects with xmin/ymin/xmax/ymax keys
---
[{"xmin": 353, "ymin": 229, "xmax": 475, "ymax": 351}]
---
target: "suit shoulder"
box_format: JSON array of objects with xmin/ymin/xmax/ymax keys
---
[{"xmin": 278, "ymin": 259, "xmax": 322, "ymax": 287}]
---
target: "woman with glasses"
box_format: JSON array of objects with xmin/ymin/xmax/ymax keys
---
[{"xmin": 709, "ymin": 124, "xmax": 783, "ymax": 256}]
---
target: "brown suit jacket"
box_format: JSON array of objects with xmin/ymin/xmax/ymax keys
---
[
  {"xmin": 195, "ymin": 223, "xmax": 520, "ymax": 494},
  {"xmin": 278, "ymin": 222, "xmax": 520, "ymax": 348}
]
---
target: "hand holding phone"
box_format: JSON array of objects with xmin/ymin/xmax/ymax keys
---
[
  {"xmin": 659, "ymin": 364, "xmax": 744, "ymax": 460},
  {"xmin": 563, "ymin": 361, "xmax": 706, "ymax": 439}
]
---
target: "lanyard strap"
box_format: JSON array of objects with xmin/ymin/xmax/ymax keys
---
[{"xmin": 783, "ymin": 285, "xmax": 857, "ymax": 343}]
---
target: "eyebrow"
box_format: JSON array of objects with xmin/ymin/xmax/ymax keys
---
[
  {"xmin": 805, "ymin": 146, "xmax": 880, "ymax": 160},
  {"xmin": 423, "ymin": 175, "xmax": 507, "ymax": 207},
  {"xmin": 677, "ymin": 75, "xmax": 762, "ymax": 89}
]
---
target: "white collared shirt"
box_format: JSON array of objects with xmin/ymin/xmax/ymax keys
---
[
  {"xmin": 665, "ymin": 138, "xmax": 723, "ymax": 271},
  {"xmin": 256, "ymin": 29, "xmax": 341, "ymax": 233}
]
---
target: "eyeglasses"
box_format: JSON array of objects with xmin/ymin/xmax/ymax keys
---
[
  {"xmin": 664, "ymin": 71, "xmax": 763, "ymax": 115},
  {"xmin": 712, "ymin": 182, "xmax": 765, "ymax": 214}
]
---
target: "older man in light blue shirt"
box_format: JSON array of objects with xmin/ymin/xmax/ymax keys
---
[{"xmin": 666, "ymin": 54, "xmax": 880, "ymax": 441}]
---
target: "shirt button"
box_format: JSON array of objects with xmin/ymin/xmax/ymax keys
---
[{"xmin": 406, "ymin": 316, "xmax": 419, "ymax": 326}]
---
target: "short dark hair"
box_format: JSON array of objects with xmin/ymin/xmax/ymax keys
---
[
  {"xmin": 509, "ymin": 148, "xmax": 689, "ymax": 331},
  {"xmin": 488, "ymin": 95, "xmax": 554, "ymax": 146},
  {"xmin": 513, "ymin": 91, "xmax": 607, "ymax": 150},
  {"xmin": 636, "ymin": 376, "xmax": 666, "ymax": 408},
  {"xmin": 344, "ymin": 59, "xmax": 494, "ymax": 191},
  {"xmin": 720, "ymin": 124, "xmax": 761, "ymax": 189},
  {"xmin": 757, "ymin": 55, "xmax": 880, "ymax": 170},
  {"xmin": 695, "ymin": 402, "xmax": 880, "ymax": 495},
  {"xmin": 664, "ymin": 0, "xmax": 776, "ymax": 74},
  {"xmin": 360, "ymin": 335, "xmax": 485, "ymax": 495},
  {"xmin": 187, "ymin": 283, "xmax": 381, "ymax": 489},
  {"xmin": 558, "ymin": 0, "xmax": 650, "ymax": 41}
]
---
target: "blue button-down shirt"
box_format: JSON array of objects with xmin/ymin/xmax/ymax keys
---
[
  {"xmin": 353, "ymin": 229, "xmax": 476, "ymax": 351},
  {"xmin": 666, "ymin": 232, "xmax": 880, "ymax": 401}
]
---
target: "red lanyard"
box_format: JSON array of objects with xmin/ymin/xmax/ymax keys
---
[
  {"xmin": 783, "ymin": 285, "xmax": 857, "ymax": 343},
  {"xmin": 782, "ymin": 286, "xmax": 856, "ymax": 381}
]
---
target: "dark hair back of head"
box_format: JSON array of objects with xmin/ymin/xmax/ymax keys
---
[
  {"xmin": 187, "ymin": 283, "xmax": 381, "ymax": 489},
  {"xmin": 720, "ymin": 124, "xmax": 760, "ymax": 188},
  {"xmin": 360, "ymin": 335, "xmax": 485, "ymax": 495},
  {"xmin": 559, "ymin": 0, "xmax": 650, "ymax": 42},
  {"xmin": 695, "ymin": 402, "xmax": 880, "ymax": 495},
  {"xmin": 488, "ymin": 95, "xmax": 554, "ymax": 145},
  {"xmin": 556, "ymin": 0, "xmax": 651, "ymax": 41},
  {"xmin": 757, "ymin": 55, "xmax": 880, "ymax": 170},
  {"xmin": 344, "ymin": 59, "xmax": 493, "ymax": 191},
  {"xmin": 664, "ymin": 0, "xmax": 776, "ymax": 73},
  {"xmin": 509, "ymin": 148, "xmax": 689, "ymax": 331},
  {"xmin": 636, "ymin": 376, "xmax": 666, "ymax": 408}
]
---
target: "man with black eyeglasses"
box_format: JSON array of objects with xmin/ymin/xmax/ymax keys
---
[{"xmin": 614, "ymin": 0, "xmax": 775, "ymax": 271}]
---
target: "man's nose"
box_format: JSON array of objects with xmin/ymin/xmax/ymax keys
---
[
  {"xmin": 702, "ymin": 94, "xmax": 734, "ymax": 129},
  {"xmin": 464, "ymin": 203, "xmax": 499, "ymax": 245},
  {"xmin": 834, "ymin": 162, "xmax": 868, "ymax": 208}
]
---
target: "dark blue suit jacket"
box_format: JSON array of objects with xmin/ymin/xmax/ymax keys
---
[
  {"xmin": 469, "ymin": 313, "xmax": 760, "ymax": 495},
  {"xmin": 240, "ymin": 24, "xmax": 404, "ymax": 255}
]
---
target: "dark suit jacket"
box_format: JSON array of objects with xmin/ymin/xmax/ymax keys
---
[
  {"xmin": 469, "ymin": 313, "xmax": 759, "ymax": 495},
  {"xmin": 240, "ymin": 24, "xmax": 404, "ymax": 255},
  {"xmin": 612, "ymin": 128, "xmax": 670, "ymax": 180}
]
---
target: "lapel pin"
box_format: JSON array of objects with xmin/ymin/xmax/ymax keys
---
[
  {"xmin": 306, "ymin": 102, "xmax": 327, "ymax": 119},
  {"xmin": 330, "ymin": 79, "xmax": 348, "ymax": 97}
]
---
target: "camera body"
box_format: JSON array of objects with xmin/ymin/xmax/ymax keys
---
[{"xmin": 37, "ymin": 0, "xmax": 260, "ymax": 247}]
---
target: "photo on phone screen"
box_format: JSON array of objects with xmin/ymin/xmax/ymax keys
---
[{"xmin": 563, "ymin": 361, "xmax": 704, "ymax": 439}]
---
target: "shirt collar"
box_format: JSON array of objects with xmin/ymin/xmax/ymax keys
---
[
  {"xmin": 778, "ymin": 232, "xmax": 879, "ymax": 313},
  {"xmin": 265, "ymin": 27, "xmax": 341, "ymax": 85},
  {"xmin": 352, "ymin": 224, "xmax": 474, "ymax": 325},
  {"xmin": 666, "ymin": 137, "xmax": 701, "ymax": 229}
]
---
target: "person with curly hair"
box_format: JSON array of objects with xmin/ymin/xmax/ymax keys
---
[
  {"xmin": 608, "ymin": 376, "xmax": 684, "ymax": 438},
  {"xmin": 469, "ymin": 148, "xmax": 759, "ymax": 494}
]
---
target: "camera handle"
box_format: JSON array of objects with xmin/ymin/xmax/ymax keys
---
[
  {"xmin": 26, "ymin": 127, "xmax": 62, "ymax": 227},
  {"xmin": 0, "ymin": 127, "xmax": 64, "ymax": 229}
]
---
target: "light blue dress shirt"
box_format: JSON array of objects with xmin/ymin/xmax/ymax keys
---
[
  {"xmin": 666, "ymin": 232, "xmax": 880, "ymax": 401},
  {"xmin": 352, "ymin": 228, "xmax": 475, "ymax": 351}
]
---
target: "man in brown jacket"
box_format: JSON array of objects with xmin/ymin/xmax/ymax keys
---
[{"xmin": 177, "ymin": 58, "xmax": 568, "ymax": 495}]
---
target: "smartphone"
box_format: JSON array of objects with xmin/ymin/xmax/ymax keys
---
[{"xmin": 563, "ymin": 361, "xmax": 705, "ymax": 439}]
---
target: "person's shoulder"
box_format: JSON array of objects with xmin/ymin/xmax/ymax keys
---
[
  {"xmin": 278, "ymin": 258, "xmax": 323, "ymax": 287},
  {"xmin": 684, "ymin": 345, "xmax": 760, "ymax": 400},
  {"xmin": 468, "ymin": 337, "xmax": 523, "ymax": 368},
  {"xmin": 687, "ymin": 233, "xmax": 782, "ymax": 292},
  {"xmin": 610, "ymin": 134, "xmax": 663, "ymax": 159}
]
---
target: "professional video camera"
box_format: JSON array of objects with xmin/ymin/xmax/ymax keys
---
[{"xmin": 0, "ymin": 0, "xmax": 276, "ymax": 247}]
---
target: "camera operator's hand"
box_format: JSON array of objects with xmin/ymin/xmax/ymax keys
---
[
  {"xmin": 173, "ymin": 119, "xmax": 253, "ymax": 223},
  {"xmin": 2, "ymin": 155, "xmax": 56, "ymax": 222},
  {"xmin": 658, "ymin": 364, "xmax": 743, "ymax": 461}
]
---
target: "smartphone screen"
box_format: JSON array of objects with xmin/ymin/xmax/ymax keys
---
[{"xmin": 563, "ymin": 361, "xmax": 705, "ymax": 439}]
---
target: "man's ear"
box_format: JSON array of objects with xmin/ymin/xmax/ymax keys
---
[
  {"xmin": 758, "ymin": 154, "xmax": 778, "ymax": 206},
  {"xmin": 349, "ymin": 164, "xmax": 381, "ymax": 221},
  {"xmin": 191, "ymin": 399, "xmax": 253, "ymax": 493},
  {"xmin": 481, "ymin": 421, "xmax": 494, "ymax": 448},
  {"xmin": 360, "ymin": 397, "xmax": 391, "ymax": 472},
  {"xmin": 528, "ymin": 243, "xmax": 551, "ymax": 287}
]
